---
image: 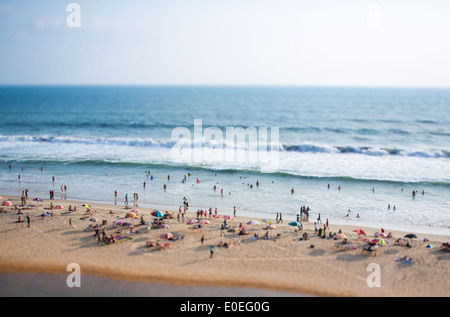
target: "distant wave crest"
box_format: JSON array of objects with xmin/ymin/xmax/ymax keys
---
[
  {"xmin": 1, "ymin": 134, "xmax": 449, "ymax": 158},
  {"xmin": 282, "ymin": 144, "xmax": 450, "ymax": 158}
]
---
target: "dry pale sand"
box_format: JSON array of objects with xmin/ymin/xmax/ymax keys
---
[{"xmin": 0, "ymin": 195, "xmax": 449, "ymax": 297}]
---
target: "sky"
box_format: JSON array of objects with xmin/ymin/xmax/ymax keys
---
[{"xmin": 0, "ymin": 0, "xmax": 449, "ymax": 87}]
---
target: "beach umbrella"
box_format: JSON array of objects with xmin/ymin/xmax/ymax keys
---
[
  {"xmin": 82, "ymin": 204, "xmax": 92, "ymax": 209},
  {"xmin": 247, "ymin": 220, "xmax": 260, "ymax": 225},
  {"xmin": 288, "ymin": 221, "xmax": 301, "ymax": 227},
  {"xmin": 374, "ymin": 238, "xmax": 389, "ymax": 245},
  {"xmin": 353, "ymin": 229, "xmax": 366, "ymax": 236},
  {"xmin": 160, "ymin": 232, "xmax": 173, "ymax": 239},
  {"xmin": 265, "ymin": 224, "xmax": 276, "ymax": 229},
  {"xmin": 151, "ymin": 210, "xmax": 164, "ymax": 217},
  {"xmin": 2, "ymin": 201, "xmax": 12, "ymax": 206},
  {"xmin": 404, "ymin": 233, "xmax": 417, "ymax": 239},
  {"xmin": 89, "ymin": 217, "xmax": 98, "ymax": 222},
  {"xmin": 334, "ymin": 233, "xmax": 347, "ymax": 239},
  {"xmin": 198, "ymin": 220, "xmax": 209, "ymax": 224},
  {"xmin": 33, "ymin": 198, "xmax": 43, "ymax": 202},
  {"xmin": 131, "ymin": 209, "xmax": 141, "ymax": 213},
  {"xmin": 423, "ymin": 244, "xmax": 435, "ymax": 249},
  {"xmin": 261, "ymin": 219, "xmax": 271, "ymax": 224},
  {"xmin": 223, "ymin": 215, "xmax": 234, "ymax": 220},
  {"xmin": 187, "ymin": 220, "xmax": 198, "ymax": 224},
  {"xmin": 126, "ymin": 213, "xmax": 138, "ymax": 218},
  {"xmin": 114, "ymin": 220, "xmax": 127, "ymax": 225},
  {"xmin": 55, "ymin": 205, "xmax": 63, "ymax": 209},
  {"xmin": 212, "ymin": 214, "xmax": 221, "ymax": 218}
]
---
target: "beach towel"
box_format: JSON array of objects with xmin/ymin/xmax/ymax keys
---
[
  {"xmin": 395, "ymin": 257, "xmax": 413, "ymax": 264},
  {"xmin": 101, "ymin": 236, "xmax": 132, "ymax": 246}
]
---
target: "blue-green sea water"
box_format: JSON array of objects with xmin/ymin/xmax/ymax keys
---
[{"xmin": 1, "ymin": 86, "xmax": 449, "ymax": 234}]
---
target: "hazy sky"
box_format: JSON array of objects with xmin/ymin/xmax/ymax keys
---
[{"xmin": 1, "ymin": 0, "xmax": 449, "ymax": 87}]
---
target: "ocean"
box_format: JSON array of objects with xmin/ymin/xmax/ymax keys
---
[{"xmin": 0, "ymin": 85, "xmax": 449, "ymax": 235}]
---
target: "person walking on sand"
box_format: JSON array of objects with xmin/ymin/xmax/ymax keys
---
[
  {"xmin": 233, "ymin": 206, "xmax": 236, "ymax": 217},
  {"xmin": 317, "ymin": 213, "xmax": 322, "ymax": 223},
  {"xmin": 276, "ymin": 213, "xmax": 279, "ymax": 223},
  {"xmin": 201, "ymin": 235, "xmax": 204, "ymax": 245},
  {"xmin": 279, "ymin": 213, "xmax": 283, "ymax": 223},
  {"xmin": 210, "ymin": 245, "xmax": 215, "ymax": 258},
  {"xmin": 69, "ymin": 217, "xmax": 73, "ymax": 228},
  {"xmin": 26, "ymin": 215, "xmax": 30, "ymax": 227}
]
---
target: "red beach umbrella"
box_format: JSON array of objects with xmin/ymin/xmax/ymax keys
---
[{"xmin": 353, "ymin": 229, "xmax": 366, "ymax": 236}]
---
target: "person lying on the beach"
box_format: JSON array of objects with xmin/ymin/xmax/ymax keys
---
[
  {"xmin": 252, "ymin": 233, "xmax": 260, "ymax": 239},
  {"xmin": 103, "ymin": 235, "xmax": 116, "ymax": 244},
  {"xmin": 218, "ymin": 241, "xmax": 231, "ymax": 248},
  {"xmin": 156, "ymin": 242, "xmax": 170, "ymax": 251},
  {"xmin": 146, "ymin": 240, "xmax": 157, "ymax": 247},
  {"xmin": 336, "ymin": 244, "xmax": 357, "ymax": 251},
  {"xmin": 395, "ymin": 238, "xmax": 411, "ymax": 247},
  {"xmin": 239, "ymin": 228, "xmax": 249, "ymax": 235},
  {"xmin": 169, "ymin": 235, "xmax": 184, "ymax": 241}
]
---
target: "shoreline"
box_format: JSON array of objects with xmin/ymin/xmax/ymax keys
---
[
  {"xmin": 1, "ymin": 194, "xmax": 449, "ymax": 297},
  {"xmin": 2, "ymin": 189, "xmax": 448, "ymax": 237}
]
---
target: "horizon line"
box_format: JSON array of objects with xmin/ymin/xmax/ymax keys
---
[{"xmin": 1, "ymin": 83, "xmax": 450, "ymax": 90}]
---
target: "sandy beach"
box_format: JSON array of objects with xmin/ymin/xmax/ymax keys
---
[{"xmin": 1, "ymin": 194, "xmax": 449, "ymax": 297}]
